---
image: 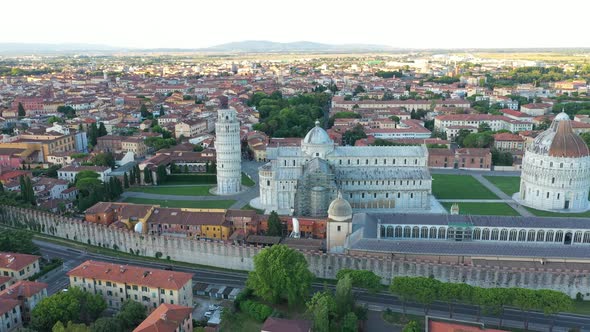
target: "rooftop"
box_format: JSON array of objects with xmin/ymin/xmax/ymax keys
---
[
  {"xmin": 0, "ymin": 252, "xmax": 40, "ymax": 271},
  {"xmin": 67, "ymin": 260, "xmax": 193, "ymax": 290},
  {"xmin": 133, "ymin": 303, "xmax": 192, "ymax": 332}
]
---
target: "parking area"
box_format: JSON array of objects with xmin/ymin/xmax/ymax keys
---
[{"xmin": 193, "ymin": 297, "xmax": 227, "ymax": 322}]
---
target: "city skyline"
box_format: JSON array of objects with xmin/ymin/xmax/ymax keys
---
[{"xmin": 3, "ymin": 0, "xmax": 590, "ymax": 49}]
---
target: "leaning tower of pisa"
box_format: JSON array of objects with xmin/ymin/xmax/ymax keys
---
[{"xmin": 214, "ymin": 97, "xmax": 242, "ymax": 195}]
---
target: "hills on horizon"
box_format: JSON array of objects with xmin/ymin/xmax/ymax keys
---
[{"xmin": 0, "ymin": 41, "xmax": 588, "ymax": 55}]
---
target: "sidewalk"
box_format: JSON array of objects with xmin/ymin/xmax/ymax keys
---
[{"xmin": 472, "ymin": 174, "xmax": 533, "ymax": 217}]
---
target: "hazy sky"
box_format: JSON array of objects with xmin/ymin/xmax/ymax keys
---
[{"xmin": 3, "ymin": 0, "xmax": 589, "ymax": 49}]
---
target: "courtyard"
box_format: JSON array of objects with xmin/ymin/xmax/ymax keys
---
[
  {"xmin": 122, "ymin": 197, "xmax": 235, "ymax": 209},
  {"xmin": 432, "ymin": 174, "xmax": 498, "ymax": 199},
  {"xmin": 483, "ymin": 176, "xmax": 520, "ymax": 196},
  {"xmin": 128, "ymin": 185, "xmax": 214, "ymax": 196}
]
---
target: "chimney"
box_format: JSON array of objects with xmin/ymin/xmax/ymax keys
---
[
  {"xmin": 160, "ymin": 313, "xmax": 167, "ymax": 321},
  {"xmin": 120, "ymin": 266, "xmax": 126, "ymax": 273}
]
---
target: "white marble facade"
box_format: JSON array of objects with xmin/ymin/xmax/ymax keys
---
[
  {"xmin": 257, "ymin": 121, "xmax": 433, "ymax": 215},
  {"xmin": 215, "ymin": 107, "xmax": 242, "ymax": 195}
]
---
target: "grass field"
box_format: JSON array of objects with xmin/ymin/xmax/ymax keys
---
[
  {"xmin": 524, "ymin": 207, "xmax": 590, "ymax": 218},
  {"xmin": 128, "ymin": 185, "xmax": 213, "ymax": 196},
  {"xmin": 122, "ymin": 197, "xmax": 235, "ymax": 209},
  {"xmin": 432, "ymin": 174, "xmax": 498, "ymax": 199},
  {"xmin": 165, "ymin": 174, "xmax": 217, "ymax": 185},
  {"xmin": 483, "ymin": 176, "xmax": 521, "ymax": 196},
  {"xmin": 442, "ymin": 202, "xmax": 520, "ymax": 216},
  {"xmin": 241, "ymin": 172, "xmax": 255, "ymax": 187}
]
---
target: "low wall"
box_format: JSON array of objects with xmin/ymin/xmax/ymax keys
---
[{"xmin": 1, "ymin": 206, "xmax": 589, "ymax": 298}]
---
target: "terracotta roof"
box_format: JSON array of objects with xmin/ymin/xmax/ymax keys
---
[
  {"xmin": 133, "ymin": 303, "xmax": 192, "ymax": 332},
  {"xmin": 0, "ymin": 280, "xmax": 47, "ymax": 299},
  {"xmin": 549, "ymin": 119, "xmax": 590, "ymax": 158},
  {"xmin": 147, "ymin": 208, "xmax": 227, "ymax": 226},
  {"xmin": 261, "ymin": 317, "xmax": 312, "ymax": 332},
  {"xmin": 493, "ymin": 133, "xmax": 524, "ymax": 142},
  {"xmin": 0, "ymin": 276, "xmax": 11, "ymax": 285},
  {"xmin": 59, "ymin": 165, "xmax": 110, "ymax": 173},
  {"xmin": 67, "ymin": 260, "xmax": 193, "ymax": 290},
  {"xmin": 456, "ymin": 148, "xmax": 491, "ymax": 157},
  {"xmin": 0, "ymin": 253, "xmax": 40, "ymax": 272},
  {"xmin": 0, "ymin": 299, "xmax": 20, "ymax": 316}
]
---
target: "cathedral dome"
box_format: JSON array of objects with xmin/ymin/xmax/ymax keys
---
[
  {"xmin": 328, "ymin": 192, "xmax": 353, "ymax": 222},
  {"xmin": 529, "ymin": 112, "xmax": 589, "ymax": 158},
  {"xmin": 303, "ymin": 121, "xmax": 332, "ymax": 145}
]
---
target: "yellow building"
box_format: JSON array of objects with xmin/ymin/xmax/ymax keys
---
[
  {"xmin": 0, "ymin": 253, "xmax": 41, "ymax": 282},
  {"xmin": 67, "ymin": 260, "xmax": 194, "ymax": 310}
]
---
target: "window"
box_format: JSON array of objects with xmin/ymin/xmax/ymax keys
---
[
  {"xmin": 500, "ymin": 229, "xmax": 508, "ymax": 241},
  {"xmin": 132, "ymin": 285, "xmax": 138, "ymax": 291},
  {"xmin": 421, "ymin": 227, "xmax": 428, "ymax": 238},
  {"xmin": 536, "ymin": 230, "xmax": 545, "ymax": 242},
  {"xmin": 141, "ymin": 286, "xmax": 148, "ymax": 292},
  {"xmin": 169, "ymin": 290, "xmax": 173, "ymax": 296},
  {"xmin": 429, "ymin": 227, "xmax": 437, "ymax": 239},
  {"xmin": 160, "ymin": 289, "xmax": 165, "ymax": 294},
  {"xmin": 545, "ymin": 230, "xmax": 554, "ymax": 242},
  {"xmin": 404, "ymin": 226, "xmax": 411, "ymax": 238},
  {"xmin": 412, "ymin": 227, "xmax": 419, "ymax": 238},
  {"xmin": 337, "ymin": 226, "xmax": 341, "ymax": 232},
  {"xmin": 106, "ymin": 281, "xmax": 111, "ymax": 287},
  {"xmin": 491, "ymin": 229, "xmax": 499, "ymax": 241}
]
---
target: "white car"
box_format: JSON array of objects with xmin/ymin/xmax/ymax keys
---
[
  {"xmin": 204, "ymin": 311, "xmax": 213, "ymax": 318},
  {"xmin": 208, "ymin": 304, "xmax": 219, "ymax": 311}
]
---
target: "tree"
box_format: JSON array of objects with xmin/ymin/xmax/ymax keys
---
[
  {"xmin": 342, "ymin": 124, "xmax": 367, "ymax": 146},
  {"xmin": 31, "ymin": 287, "xmax": 106, "ymax": 331},
  {"xmin": 536, "ymin": 289, "xmax": 572, "ymax": 332},
  {"xmin": 129, "ymin": 168, "xmax": 136, "ymax": 185},
  {"xmin": 306, "ymin": 291, "xmax": 335, "ymax": 332},
  {"xmin": 478, "ymin": 122, "xmax": 492, "ymax": 132},
  {"xmin": 116, "ymin": 300, "xmax": 147, "ymax": 330},
  {"xmin": 389, "ymin": 115, "xmax": 400, "ymax": 123},
  {"xmin": 88, "ymin": 123, "xmax": 98, "ymax": 147},
  {"xmin": 90, "ymin": 317, "xmax": 122, "ymax": 332},
  {"xmin": 123, "ymin": 172, "xmax": 129, "ymax": 188},
  {"xmin": 91, "ymin": 152, "xmax": 115, "ymax": 168},
  {"xmin": 134, "ymin": 165, "xmax": 141, "ymax": 184},
  {"xmin": 17, "ymin": 102, "xmax": 26, "ymax": 117},
  {"xmin": 512, "ymin": 288, "xmax": 538, "ymax": 330},
  {"xmin": 19, "ymin": 176, "xmax": 35, "ymax": 205},
  {"xmin": 354, "ymin": 85, "xmax": 366, "ymax": 95},
  {"xmin": 413, "ymin": 277, "xmax": 441, "ymax": 315},
  {"xmin": 57, "ymin": 105, "xmax": 76, "ymax": 118},
  {"xmin": 336, "ymin": 269, "xmax": 382, "ymax": 293},
  {"xmin": 143, "ymin": 167, "xmax": 152, "ymax": 184},
  {"xmin": 335, "ymin": 274, "xmax": 354, "ymax": 319},
  {"xmin": 246, "ymin": 244, "xmax": 313, "ymax": 307},
  {"xmin": 438, "ymin": 282, "xmax": 473, "ymax": 318},
  {"xmin": 341, "ymin": 312, "xmax": 358, "ymax": 332},
  {"xmin": 266, "ymin": 211, "xmax": 283, "ymax": 236},
  {"xmin": 0, "ymin": 230, "xmax": 39, "ymax": 254},
  {"xmin": 462, "ymin": 132, "xmax": 494, "ymax": 148},
  {"xmin": 140, "ymin": 104, "xmax": 152, "ymax": 119},
  {"xmin": 581, "ymin": 132, "xmax": 590, "ymax": 148},
  {"xmin": 402, "ymin": 321, "xmax": 421, "ymax": 332},
  {"xmin": 53, "ymin": 321, "xmax": 91, "ymax": 332},
  {"xmin": 455, "ymin": 129, "xmax": 472, "ymax": 146},
  {"xmin": 156, "ymin": 165, "xmax": 167, "ymax": 184},
  {"xmin": 98, "ymin": 123, "xmax": 108, "ymax": 137},
  {"xmin": 389, "ymin": 277, "xmax": 416, "ymax": 319},
  {"xmin": 183, "ymin": 164, "xmax": 189, "ymax": 173}
]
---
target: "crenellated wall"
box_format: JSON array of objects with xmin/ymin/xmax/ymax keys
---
[{"xmin": 2, "ymin": 206, "xmax": 590, "ymax": 298}]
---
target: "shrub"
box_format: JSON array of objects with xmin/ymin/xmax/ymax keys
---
[
  {"xmin": 239, "ymin": 300, "xmax": 273, "ymax": 322},
  {"xmin": 336, "ymin": 269, "xmax": 382, "ymax": 293}
]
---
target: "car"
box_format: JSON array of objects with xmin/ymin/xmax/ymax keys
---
[
  {"xmin": 62, "ymin": 289, "xmax": 68, "ymax": 292},
  {"xmin": 204, "ymin": 311, "xmax": 213, "ymax": 318},
  {"xmin": 208, "ymin": 304, "xmax": 220, "ymax": 311}
]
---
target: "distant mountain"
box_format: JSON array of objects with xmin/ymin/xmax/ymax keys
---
[
  {"xmin": 204, "ymin": 40, "xmax": 396, "ymax": 53},
  {"xmin": 0, "ymin": 43, "xmax": 122, "ymax": 55}
]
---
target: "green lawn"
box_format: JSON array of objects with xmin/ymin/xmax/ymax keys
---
[
  {"xmin": 432, "ymin": 174, "xmax": 498, "ymax": 199},
  {"xmin": 128, "ymin": 185, "xmax": 213, "ymax": 196},
  {"xmin": 524, "ymin": 207, "xmax": 590, "ymax": 218},
  {"xmin": 122, "ymin": 197, "xmax": 235, "ymax": 209},
  {"xmin": 241, "ymin": 172, "xmax": 255, "ymax": 187},
  {"xmin": 165, "ymin": 173, "xmax": 217, "ymax": 185},
  {"xmin": 484, "ymin": 176, "xmax": 521, "ymax": 196},
  {"xmin": 571, "ymin": 300, "xmax": 590, "ymax": 315},
  {"xmin": 442, "ymin": 202, "xmax": 520, "ymax": 216}
]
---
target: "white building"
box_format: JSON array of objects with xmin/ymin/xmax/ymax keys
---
[
  {"xmin": 58, "ymin": 165, "xmax": 111, "ymax": 183},
  {"xmin": 254, "ymin": 121, "xmax": 434, "ymax": 216},
  {"xmin": 516, "ymin": 112, "xmax": 590, "ymax": 212},
  {"xmin": 214, "ymin": 105, "xmax": 241, "ymax": 195}
]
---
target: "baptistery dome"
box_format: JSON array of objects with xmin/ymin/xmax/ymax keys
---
[
  {"xmin": 517, "ymin": 112, "xmax": 590, "ymax": 212},
  {"xmin": 529, "ymin": 112, "xmax": 589, "ymax": 158}
]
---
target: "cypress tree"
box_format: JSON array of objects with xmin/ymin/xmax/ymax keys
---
[
  {"xmin": 123, "ymin": 172, "xmax": 130, "ymax": 188},
  {"xmin": 17, "ymin": 102, "xmax": 26, "ymax": 117},
  {"xmin": 134, "ymin": 165, "xmax": 141, "ymax": 184},
  {"xmin": 143, "ymin": 168, "xmax": 152, "ymax": 184}
]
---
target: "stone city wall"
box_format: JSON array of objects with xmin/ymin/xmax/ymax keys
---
[{"xmin": 1, "ymin": 206, "xmax": 589, "ymax": 298}]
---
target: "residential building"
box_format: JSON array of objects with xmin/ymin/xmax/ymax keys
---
[
  {"xmin": 174, "ymin": 119, "xmax": 207, "ymax": 139},
  {"xmin": 0, "ymin": 281, "xmax": 48, "ymax": 322},
  {"xmin": 520, "ymin": 103, "xmax": 552, "ymax": 116},
  {"xmin": 428, "ymin": 148, "xmax": 492, "ymax": 171},
  {"xmin": 0, "ymin": 299, "xmax": 21, "ymax": 332},
  {"xmin": 434, "ymin": 114, "xmax": 532, "ymax": 134},
  {"xmin": 67, "ymin": 260, "xmax": 193, "ymax": 310},
  {"xmin": 133, "ymin": 303, "xmax": 193, "ymax": 332},
  {"xmin": 58, "ymin": 165, "xmax": 111, "ymax": 183},
  {"xmin": 0, "ymin": 253, "xmax": 41, "ymax": 282},
  {"xmin": 493, "ymin": 133, "xmax": 525, "ymax": 151},
  {"xmin": 121, "ymin": 137, "xmax": 148, "ymax": 158}
]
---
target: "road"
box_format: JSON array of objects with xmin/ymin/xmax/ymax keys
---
[{"xmin": 35, "ymin": 239, "xmax": 590, "ymax": 331}]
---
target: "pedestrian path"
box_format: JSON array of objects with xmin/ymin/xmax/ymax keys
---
[{"xmin": 472, "ymin": 174, "xmax": 533, "ymax": 217}]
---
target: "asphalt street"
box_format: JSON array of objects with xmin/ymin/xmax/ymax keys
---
[{"xmin": 35, "ymin": 239, "xmax": 590, "ymax": 331}]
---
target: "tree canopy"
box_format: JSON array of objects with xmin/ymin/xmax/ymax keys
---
[
  {"xmin": 246, "ymin": 244, "xmax": 313, "ymax": 307},
  {"xmin": 266, "ymin": 211, "xmax": 283, "ymax": 237}
]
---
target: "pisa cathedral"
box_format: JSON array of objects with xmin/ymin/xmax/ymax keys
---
[{"xmin": 254, "ymin": 121, "xmax": 437, "ymax": 216}]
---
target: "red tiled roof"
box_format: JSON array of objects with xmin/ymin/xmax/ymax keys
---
[
  {"xmin": 134, "ymin": 303, "xmax": 192, "ymax": 332},
  {"xmin": 67, "ymin": 260, "xmax": 193, "ymax": 290},
  {"xmin": 0, "ymin": 253, "xmax": 40, "ymax": 272},
  {"xmin": 493, "ymin": 133, "xmax": 524, "ymax": 142},
  {"xmin": 0, "ymin": 280, "xmax": 47, "ymax": 299},
  {"xmin": 0, "ymin": 299, "xmax": 20, "ymax": 316}
]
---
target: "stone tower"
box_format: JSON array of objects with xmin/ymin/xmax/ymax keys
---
[{"xmin": 214, "ymin": 97, "xmax": 242, "ymax": 195}]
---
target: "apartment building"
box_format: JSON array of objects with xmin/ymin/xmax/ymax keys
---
[
  {"xmin": 0, "ymin": 253, "xmax": 41, "ymax": 282},
  {"xmin": 434, "ymin": 114, "xmax": 533, "ymax": 135},
  {"xmin": 0, "ymin": 281, "xmax": 48, "ymax": 322},
  {"xmin": 67, "ymin": 260, "xmax": 194, "ymax": 311},
  {"xmin": 0, "ymin": 299, "xmax": 21, "ymax": 332},
  {"xmin": 122, "ymin": 137, "xmax": 148, "ymax": 158},
  {"xmin": 174, "ymin": 119, "xmax": 207, "ymax": 139},
  {"xmin": 133, "ymin": 303, "xmax": 193, "ymax": 332}
]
